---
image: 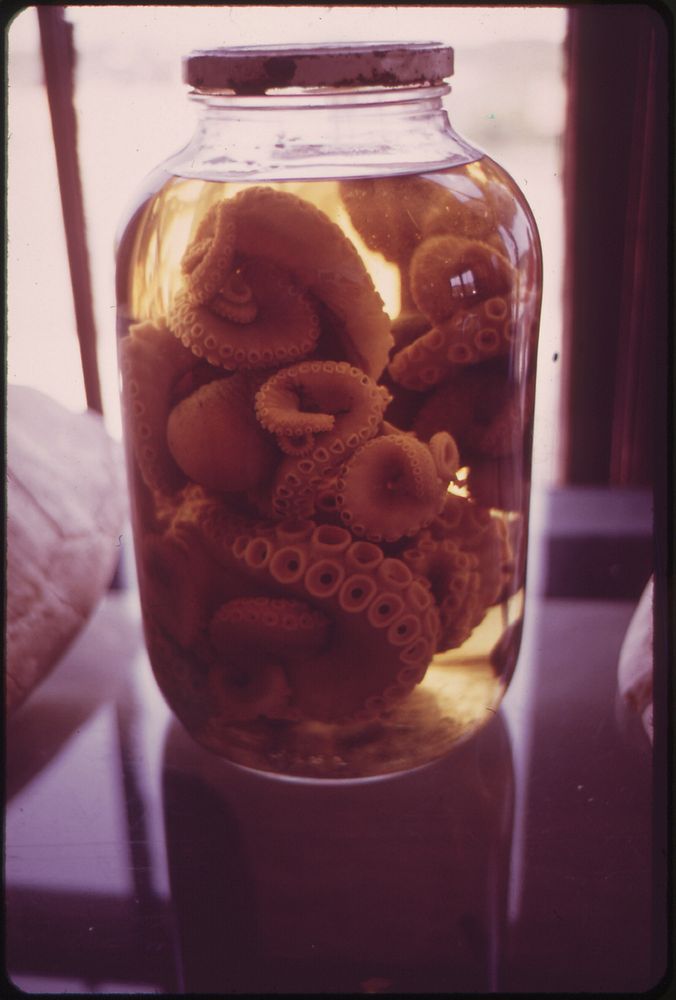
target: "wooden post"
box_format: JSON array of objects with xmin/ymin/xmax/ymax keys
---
[{"xmin": 37, "ymin": 5, "xmax": 103, "ymax": 415}]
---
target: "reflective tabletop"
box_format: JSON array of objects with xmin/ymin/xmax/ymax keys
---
[{"xmin": 5, "ymin": 515, "xmax": 664, "ymax": 994}]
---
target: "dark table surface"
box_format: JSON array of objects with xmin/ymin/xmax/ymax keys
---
[{"xmin": 5, "ymin": 490, "xmax": 667, "ymax": 995}]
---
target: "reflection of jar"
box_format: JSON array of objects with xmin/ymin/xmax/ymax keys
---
[
  {"xmin": 162, "ymin": 710, "xmax": 515, "ymax": 992},
  {"xmin": 115, "ymin": 42, "xmax": 542, "ymax": 779}
]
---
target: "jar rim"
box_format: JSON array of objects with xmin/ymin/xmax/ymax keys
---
[{"xmin": 183, "ymin": 40, "xmax": 454, "ymax": 95}]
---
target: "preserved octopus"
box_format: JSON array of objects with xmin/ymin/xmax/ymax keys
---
[{"xmin": 118, "ymin": 162, "xmax": 539, "ymax": 775}]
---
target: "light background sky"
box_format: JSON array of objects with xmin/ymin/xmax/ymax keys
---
[
  {"xmin": 7, "ymin": 4, "xmax": 567, "ymax": 480},
  {"xmin": 10, "ymin": 5, "xmax": 566, "ymax": 53}
]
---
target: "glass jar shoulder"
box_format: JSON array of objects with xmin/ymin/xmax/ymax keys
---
[{"xmin": 155, "ymin": 91, "xmax": 486, "ymax": 183}]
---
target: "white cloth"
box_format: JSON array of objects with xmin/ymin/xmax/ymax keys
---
[
  {"xmin": 617, "ymin": 576, "xmax": 653, "ymax": 743},
  {"xmin": 6, "ymin": 386, "xmax": 126, "ymax": 714}
]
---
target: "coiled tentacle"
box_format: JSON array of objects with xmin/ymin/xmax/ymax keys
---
[
  {"xmin": 400, "ymin": 534, "xmax": 482, "ymax": 650},
  {"xmin": 429, "ymin": 494, "xmax": 513, "ymax": 607},
  {"xmin": 181, "ymin": 199, "xmax": 237, "ymax": 305},
  {"xmin": 119, "ymin": 318, "xmax": 199, "ymax": 494},
  {"xmin": 388, "ymin": 296, "xmax": 517, "ymax": 391},
  {"xmin": 168, "ymin": 256, "xmax": 320, "ymax": 371},
  {"xmin": 219, "ymin": 519, "xmax": 440, "ymax": 724},
  {"xmin": 336, "ymin": 433, "xmax": 451, "ymax": 543},
  {"xmin": 255, "ymin": 360, "xmax": 390, "ymax": 454},
  {"xmin": 204, "ymin": 595, "xmax": 332, "ymax": 722},
  {"xmin": 137, "ymin": 488, "xmax": 267, "ymax": 652},
  {"xmin": 224, "ymin": 186, "xmax": 393, "ymax": 378},
  {"xmin": 400, "ymin": 493, "xmax": 513, "ymax": 650}
]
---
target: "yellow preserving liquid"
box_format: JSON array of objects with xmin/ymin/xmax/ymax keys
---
[{"xmin": 116, "ymin": 159, "xmax": 540, "ymax": 779}]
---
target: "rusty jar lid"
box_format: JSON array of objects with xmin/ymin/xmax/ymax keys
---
[{"xmin": 184, "ymin": 41, "xmax": 454, "ymax": 95}]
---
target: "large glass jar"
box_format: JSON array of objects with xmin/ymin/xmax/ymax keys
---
[{"xmin": 115, "ymin": 42, "xmax": 542, "ymax": 780}]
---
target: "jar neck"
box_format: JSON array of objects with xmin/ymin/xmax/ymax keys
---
[
  {"xmin": 162, "ymin": 83, "xmax": 484, "ymax": 182},
  {"xmin": 191, "ymin": 82, "xmax": 451, "ymax": 110}
]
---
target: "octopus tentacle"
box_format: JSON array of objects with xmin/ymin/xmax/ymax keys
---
[
  {"xmin": 225, "ymin": 186, "xmax": 393, "ymax": 378},
  {"xmin": 311, "ymin": 523, "xmax": 353, "ymax": 553},
  {"xmin": 181, "ymin": 200, "xmax": 237, "ymax": 305},
  {"xmin": 210, "ymin": 596, "xmax": 330, "ymax": 657},
  {"xmin": 119, "ymin": 318, "xmax": 199, "ymax": 493},
  {"xmin": 339, "ymin": 176, "xmax": 431, "ymax": 264},
  {"xmin": 413, "ymin": 364, "xmax": 525, "ymax": 459},
  {"xmin": 169, "ymin": 485, "xmax": 275, "ymax": 572},
  {"xmin": 138, "ymin": 488, "xmax": 266, "ymax": 651},
  {"xmin": 429, "ymin": 431, "xmax": 460, "ymax": 481},
  {"xmin": 255, "ymin": 360, "xmax": 390, "ymax": 453},
  {"xmin": 388, "ymin": 296, "xmax": 515, "ymax": 391},
  {"xmin": 208, "ymin": 652, "xmax": 293, "ymax": 723},
  {"xmin": 345, "ymin": 539, "xmax": 384, "ymax": 571},
  {"xmin": 182, "ymin": 237, "xmax": 212, "ymax": 278},
  {"xmin": 276, "ymin": 431, "xmax": 316, "ymax": 457},
  {"xmin": 410, "ymin": 234, "xmax": 515, "ymax": 325},
  {"xmin": 339, "ymin": 175, "xmax": 501, "ymax": 265},
  {"xmin": 140, "ymin": 530, "xmax": 214, "ymax": 650},
  {"xmin": 269, "ymin": 454, "xmax": 330, "ymax": 520},
  {"xmin": 221, "ymin": 518, "xmax": 440, "ymax": 724},
  {"xmin": 391, "ymin": 311, "xmax": 431, "ymax": 352},
  {"xmin": 400, "ymin": 534, "xmax": 483, "ymax": 650},
  {"xmin": 426, "ymin": 493, "xmax": 514, "ymax": 611},
  {"xmin": 421, "ymin": 182, "xmax": 500, "ymax": 243},
  {"xmin": 208, "ymin": 270, "xmax": 259, "ymax": 324},
  {"xmin": 166, "ymin": 372, "xmax": 279, "ymax": 493},
  {"xmin": 311, "ymin": 474, "xmax": 344, "ymax": 519},
  {"xmin": 168, "ymin": 256, "xmax": 320, "ymax": 371},
  {"xmin": 336, "ymin": 433, "xmax": 449, "ymax": 543},
  {"xmin": 145, "ymin": 619, "xmax": 213, "ymax": 731},
  {"xmin": 258, "ymin": 363, "xmax": 390, "ymax": 520}
]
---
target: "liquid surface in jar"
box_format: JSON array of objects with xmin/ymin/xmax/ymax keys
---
[{"xmin": 116, "ymin": 158, "xmax": 541, "ymax": 779}]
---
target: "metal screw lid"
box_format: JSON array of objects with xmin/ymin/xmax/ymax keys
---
[{"xmin": 184, "ymin": 41, "xmax": 454, "ymax": 95}]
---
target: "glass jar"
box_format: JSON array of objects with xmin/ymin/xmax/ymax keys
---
[{"xmin": 115, "ymin": 42, "xmax": 542, "ymax": 780}]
